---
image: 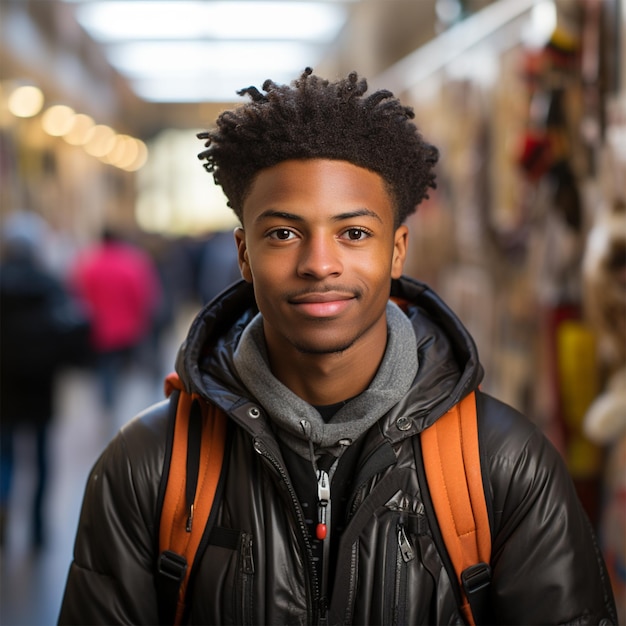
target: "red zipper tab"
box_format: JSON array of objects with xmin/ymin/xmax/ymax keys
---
[
  {"xmin": 316, "ymin": 469, "xmax": 330, "ymax": 541},
  {"xmin": 316, "ymin": 523, "xmax": 327, "ymax": 540}
]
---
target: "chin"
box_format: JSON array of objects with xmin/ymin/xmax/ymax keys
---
[{"xmin": 292, "ymin": 335, "xmax": 357, "ymax": 356}]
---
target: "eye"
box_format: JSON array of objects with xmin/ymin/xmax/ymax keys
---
[
  {"xmin": 268, "ymin": 228, "xmax": 296, "ymax": 241},
  {"xmin": 341, "ymin": 228, "xmax": 370, "ymax": 241}
]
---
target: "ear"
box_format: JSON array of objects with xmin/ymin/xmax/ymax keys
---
[
  {"xmin": 234, "ymin": 227, "xmax": 253, "ymax": 283},
  {"xmin": 391, "ymin": 225, "xmax": 409, "ymax": 279}
]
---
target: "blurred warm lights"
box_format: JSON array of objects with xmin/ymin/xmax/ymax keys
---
[
  {"xmin": 124, "ymin": 139, "xmax": 148, "ymax": 172},
  {"xmin": 63, "ymin": 113, "xmax": 95, "ymax": 145},
  {"xmin": 114, "ymin": 135, "xmax": 138, "ymax": 168},
  {"xmin": 2, "ymin": 81, "xmax": 149, "ymax": 172},
  {"xmin": 100, "ymin": 135, "xmax": 123, "ymax": 165},
  {"xmin": 8, "ymin": 85, "xmax": 44, "ymax": 118},
  {"xmin": 104, "ymin": 134, "xmax": 133, "ymax": 166},
  {"xmin": 84, "ymin": 124, "xmax": 116, "ymax": 157},
  {"xmin": 41, "ymin": 104, "xmax": 76, "ymax": 136},
  {"xmin": 100, "ymin": 134, "xmax": 147, "ymax": 171}
]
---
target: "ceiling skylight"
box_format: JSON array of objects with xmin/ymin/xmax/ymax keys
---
[
  {"xmin": 74, "ymin": 1, "xmax": 347, "ymax": 42},
  {"xmin": 108, "ymin": 41, "xmax": 322, "ymax": 102},
  {"xmin": 61, "ymin": 0, "xmax": 349, "ymax": 102},
  {"xmin": 105, "ymin": 41, "xmax": 319, "ymax": 76}
]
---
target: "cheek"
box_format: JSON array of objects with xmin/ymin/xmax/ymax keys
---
[
  {"xmin": 365, "ymin": 245, "xmax": 400, "ymax": 283},
  {"xmin": 245, "ymin": 252, "xmax": 283, "ymax": 286},
  {"xmin": 356, "ymin": 261, "xmax": 395, "ymax": 298}
]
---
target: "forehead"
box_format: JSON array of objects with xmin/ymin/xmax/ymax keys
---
[{"xmin": 242, "ymin": 159, "xmax": 396, "ymax": 224}]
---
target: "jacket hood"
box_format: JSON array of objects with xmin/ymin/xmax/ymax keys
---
[{"xmin": 175, "ymin": 275, "xmax": 483, "ymax": 433}]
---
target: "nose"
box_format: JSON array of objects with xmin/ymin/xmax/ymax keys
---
[{"xmin": 296, "ymin": 234, "xmax": 343, "ymax": 280}]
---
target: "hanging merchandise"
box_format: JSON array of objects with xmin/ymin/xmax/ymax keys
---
[
  {"xmin": 517, "ymin": 26, "xmax": 583, "ymax": 234},
  {"xmin": 578, "ymin": 0, "xmax": 625, "ymax": 614},
  {"xmin": 554, "ymin": 314, "xmax": 603, "ymax": 514},
  {"xmin": 582, "ymin": 197, "xmax": 626, "ymax": 624},
  {"xmin": 511, "ymin": 8, "xmax": 611, "ymax": 524}
]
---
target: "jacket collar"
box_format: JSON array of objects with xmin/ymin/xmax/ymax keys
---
[{"xmin": 175, "ymin": 276, "xmax": 483, "ymax": 437}]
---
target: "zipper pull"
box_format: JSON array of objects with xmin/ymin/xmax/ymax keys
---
[
  {"xmin": 242, "ymin": 534, "xmax": 255, "ymax": 574},
  {"xmin": 186, "ymin": 503, "xmax": 194, "ymax": 533},
  {"xmin": 318, "ymin": 595, "xmax": 329, "ymax": 625},
  {"xmin": 398, "ymin": 525, "xmax": 414, "ymax": 562},
  {"xmin": 316, "ymin": 469, "xmax": 330, "ymax": 540}
]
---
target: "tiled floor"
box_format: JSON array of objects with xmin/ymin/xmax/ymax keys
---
[{"xmin": 0, "ymin": 314, "xmax": 191, "ymax": 626}]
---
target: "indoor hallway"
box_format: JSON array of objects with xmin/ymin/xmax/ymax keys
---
[{"xmin": 0, "ymin": 308, "xmax": 197, "ymax": 626}]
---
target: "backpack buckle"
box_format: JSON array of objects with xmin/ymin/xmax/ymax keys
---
[
  {"xmin": 461, "ymin": 562, "xmax": 491, "ymax": 594},
  {"xmin": 158, "ymin": 550, "xmax": 188, "ymax": 583}
]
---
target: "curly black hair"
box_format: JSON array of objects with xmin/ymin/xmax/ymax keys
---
[{"xmin": 198, "ymin": 68, "xmax": 439, "ymax": 227}]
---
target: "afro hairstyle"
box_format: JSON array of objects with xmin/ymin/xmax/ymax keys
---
[{"xmin": 198, "ymin": 68, "xmax": 439, "ymax": 227}]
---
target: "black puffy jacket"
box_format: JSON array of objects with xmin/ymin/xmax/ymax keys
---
[{"xmin": 59, "ymin": 277, "xmax": 617, "ymax": 625}]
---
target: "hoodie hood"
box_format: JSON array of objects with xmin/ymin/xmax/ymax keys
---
[{"xmin": 175, "ymin": 276, "xmax": 483, "ymax": 441}]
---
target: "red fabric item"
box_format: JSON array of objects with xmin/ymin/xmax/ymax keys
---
[{"xmin": 71, "ymin": 240, "xmax": 161, "ymax": 352}]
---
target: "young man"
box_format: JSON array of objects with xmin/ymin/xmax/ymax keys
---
[{"xmin": 59, "ymin": 69, "xmax": 617, "ymax": 625}]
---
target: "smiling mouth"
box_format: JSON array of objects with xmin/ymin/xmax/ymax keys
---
[
  {"xmin": 290, "ymin": 291, "xmax": 354, "ymax": 304},
  {"xmin": 289, "ymin": 292, "xmax": 356, "ymax": 317}
]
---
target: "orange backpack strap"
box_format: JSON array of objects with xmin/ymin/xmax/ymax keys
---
[
  {"xmin": 156, "ymin": 372, "xmax": 228, "ymax": 625},
  {"xmin": 420, "ymin": 390, "xmax": 492, "ymax": 626}
]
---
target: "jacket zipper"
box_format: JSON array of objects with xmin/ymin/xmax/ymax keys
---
[
  {"xmin": 254, "ymin": 440, "xmax": 322, "ymax": 624},
  {"xmin": 240, "ymin": 532, "xmax": 255, "ymax": 625},
  {"xmin": 316, "ymin": 469, "xmax": 330, "ymax": 540},
  {"xmin": 316, "ymin": 458, "xmax": 340, "ymax": 626},
  {"xmin": 317, "ymin": 468, "xmax": 330, "ymax": 625},
  {"xmin": 394, "ymin": 523, "xmax": 414, "ymax": 625},
  {"xmin": 398, "ymin": 524, "xmax": 414, "ymax": 562}
]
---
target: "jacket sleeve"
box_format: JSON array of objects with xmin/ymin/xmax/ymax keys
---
[
  {"xmin": 480, "ymin": 393, "xmax": 617, "ymax": 625},
  {"xmin": 58, "ymin": 403, "xmax": 169, "ymax": 625}
]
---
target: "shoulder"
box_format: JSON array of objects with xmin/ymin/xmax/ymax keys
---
[
  {"xmin": 60, "ymin": 400, "xmax": 171, "ymax": 625},
  {"xmin": 116, "ymin": 399, "xmax": 170, "ymax": 479},
  {"xmin": 121, "ymin": 398, "xmax": 171, "ymax": 445},
  {"xmin": 476, "ymin": 390, "xmax": 566, "ymax": 480},
  {"xmin": 72, "ymin": 400, "xmax": 171, "ymax": 568},
  {"xmin": 91, "ymin": 399, "xmax": 171, "ymax": 521},
  {"xmin": 475, "ymin": 392, "xmax": 539, "ymax": 456},
  {"xmin": 475, "ymin": 391, "xmax": 577, "ymax": 529},
  {"xmin": 473, "ymin": 395, "xmax": 618, "ymax": 623}
]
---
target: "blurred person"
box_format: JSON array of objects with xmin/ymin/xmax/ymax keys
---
[
  {"xmin": 69, "ymin": 228, "xmax": 162, "ymax": 414},
  {"xmin": 197, "ymin": 229, "xmax": 242, "ymax": 304},
  {"xmin": 59, "ymin": 70, "xmax": 616, "ymax": 625},
  {"xmin": 0, "ymin": 211, "xmax": 89, "ymax": 548}
]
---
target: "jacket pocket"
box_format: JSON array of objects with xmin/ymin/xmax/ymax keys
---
[
  {"xmin": 237, "ymin": 531, "xmax": 255, "ymax": 626},
  {"xmin": 392, "ymin": 522, "xmax": 415, "ymax": 625},
  {"xmin": 192, "ymin": 527, "xmax": 256, "ymax": 625},
  {"xmin": 381, "ymin": 514, "xmax": 417, "ymax": 626},
  {"xmin": 380, "ymin": 512, "xmax": 435, "ymax": 626}
]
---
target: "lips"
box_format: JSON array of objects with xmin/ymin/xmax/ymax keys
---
[{"xmin": 289, "ymin": 291, "xmax": 355, "ymax": 318}]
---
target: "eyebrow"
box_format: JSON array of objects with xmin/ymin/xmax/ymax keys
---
[{"xmin": 254, "ymin": 208, "xmax": 383, "ymax": 225}]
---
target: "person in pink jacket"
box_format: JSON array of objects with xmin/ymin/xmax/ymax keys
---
[{"xmin": 71, "ymin": 228, "xmax": 162, "ymax": 413}]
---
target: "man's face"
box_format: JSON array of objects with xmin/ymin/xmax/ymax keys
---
[{"xmin": 235, "ymin": 159, "xmax": 408, "ymax": 359}]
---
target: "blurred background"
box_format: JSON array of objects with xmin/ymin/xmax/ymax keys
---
[{"xmin": 0, "ymin": 0, "xmax": 624, "ymax": 623}]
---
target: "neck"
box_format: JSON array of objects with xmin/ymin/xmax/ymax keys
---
[{"xmin": 265, "ymin": 325, "xmax": 388, "ymax": 406}]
